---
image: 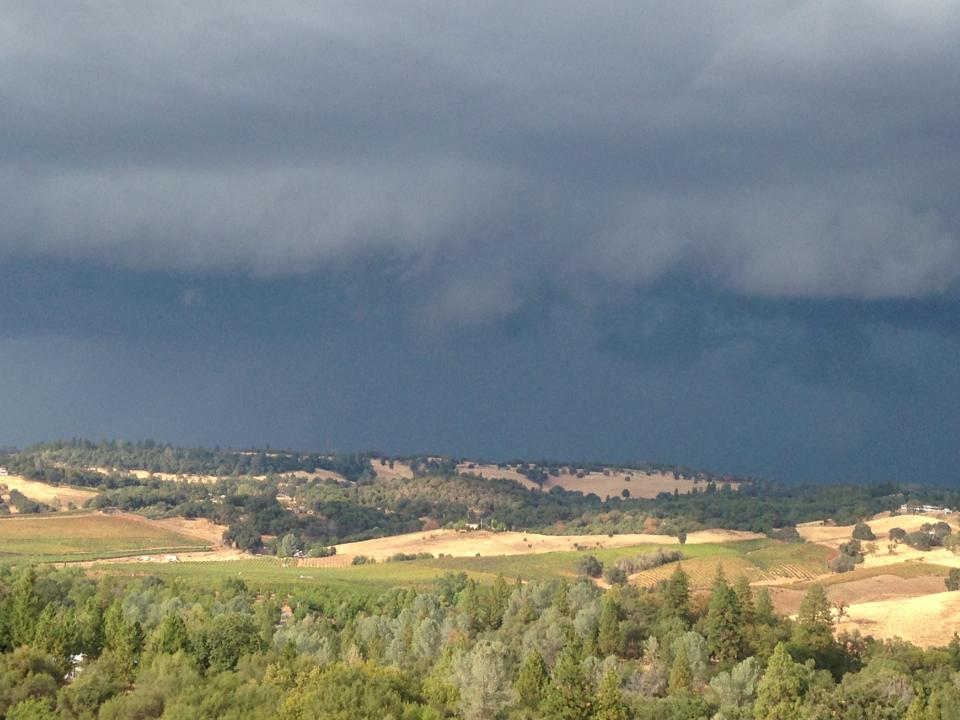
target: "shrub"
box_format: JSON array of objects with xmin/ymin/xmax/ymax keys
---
[
  {"xmin": 603, "ymin": 566, "xmax": 628, "ymax": 585},
  {"xmin": 947, "ymin": 568, "xmax": 960, "ymax": 592},
  {"xmin": 577, "ymin": 555, "xmax": 603, "ymax": 578},
  {"xmin": 829, "ymin": 554, "xmax": 857, "ymax": 573},
  {"xmin": 616, "ymin": 549, "xmax": 685, "ymax": 575},
  {"xmin": 904, "ymin": 531, "xmax": 933, "ymax": 551},
  {"xmin": 852, "ymin": 521, "xmax": 876, "ymax": 541},
  {"xmin": 933, "ymin": 522, "xmax": 952, "ymax": 540},
  {"xmin": 767, "ymin": 527, "xmax": 802, "ymax": 543},
  {"xmin": 351, "ymin": 555, "xmax": 375, "ymax": 565}
]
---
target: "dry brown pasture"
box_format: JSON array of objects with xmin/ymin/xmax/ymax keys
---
[
  {"xmin": 372, "ymin": 461, "xmax": 415, "ymax": 480},
  {"xmin": 797, "ymin": 513, "xmax": 958, "ymax": 547},
  {"xmin": 455, "ymin": 463, "xmax": 729, "ymax": 499},
  {"xmin": 834, "ymin": 590, "xmax": 960, "ymax": 648},
  {"xmin": 0, "ymin": 475, "xmax": 98, "ymax": 510},
  {"xmin": 331, "ymin": 527, "xmax": 761, "ymax": 562},
  {"xmin": 769, "ymin": 573, "xmax": 950, "ymax": 618}
]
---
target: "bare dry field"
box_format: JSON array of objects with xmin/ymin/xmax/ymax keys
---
[
  {"xmin": 797, "ymin": 514, "xmax": 958, "ymax": 547},
  {"xmin": 456, "ymin": 464, "xmax": 537, "ymax": 488},
  {"xmin": 455, "ymin": 463, "xmax": 730, "ymax": 499},
  {"xmin": 332, "ymin": 528, "xmax": 761, "ymax": 561},
  {"xmin": 372, "ymin": 461, "xmax": 415, "ymax": 480},
  {"xmin": 141, "ymin": 516, "xmax": 229, "ymax": 547},
  {"xmin": 0, "ymin": 475, "xmax": 98, "ymax": 510},
  {"xmin": 769, "ymin": 573, "xmax": 950, "ymax": 617},
  {"xmin": 860, "ymin": 545, "xmax": 960, "ymax": 570},
  {"xmin": 835, "ymin": 590, "xmax": 960, "ymax": 647}
]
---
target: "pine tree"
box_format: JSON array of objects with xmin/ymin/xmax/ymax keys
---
[
  {"xmin": 539, "ymin": 640, "xmax": 594, "ymax": 720},
  {"xmin": 458, "ymin": 580, "xmax": 482, "ymax": 633},
  {"xmin": 149, "ymin": 612, "xmax": 191, "ymax": 655},
  {"xmin": 597, "ymin": 595, "xmax": 620, "ymax": 656},
  {"xmin": 515, "ymin": 649, "xmax": 549, "ymax": 708},
  {"xmin": 705, "ymin": 567, "xmax": 744, "ymax": 663},
  {"xmin": 552, "ymin": 580, "xmax": 570, "ymax": 617},
  {"xmin": 668, "ymin": 642, "xmax": 693, "ymax": 693},
  {"xmin": 795, "ymin": 584, "xmax": 833, "ymax": 650},
  {"xmin": 734, "ymin": 575, "xmax": 755, "ymax": 624},
  {"xmin": 487, "ymin": 574, "xmax": 511, "ymax": 629},
  {"xmin": 755, "ymin": 587, "xmax": 775, "ymax": 625},
  {"xmin": 9, "ymin": 567, "xmax": 41, "ymax": 647},
  {"xmin": 753, "ymin": 643, "xmax": 807, "ymax": 720},
  {"xmin": 595, "ymin": 666, "xmax": 628, "ymax": 720},
  {"xmin": 662, "ymin": 565, "xmax": 690, "ymax": 621},
  {"xmin": 904, "ymin": 694, "xmax": 925, "ymax": 720}
]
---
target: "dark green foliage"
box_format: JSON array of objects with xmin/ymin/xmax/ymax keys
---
[
  {"xmin": 662, "ymin": 566, "xmax": 691, "ymax": 621},
  {"xmin": 595, "ymin": 666, "xmax": 628, "ymax": 720},
  {"xmin": 577, "ymin": 555, "xmax": 603, "ymax": 578},
  {"xmin": 540, "ymin": 641, "xmax": 594, "ymax": 720},
  {"xmin": 946, "ymin": 568, "xmax": 960, "ymax": 591},
  {"xmin": 704, "ymin": 568, "xmax": 744, "ymax": 663},
  {"xmin": 905, "ymin": 531, "xmax": 934, "ymax": 550},
  {"xmin": 515, "ymin": 649, "xmax": 549, "ymax": 707},
  {"xmin": 852, "ymin": 521, "xmax": 876, "ymax": 541}
]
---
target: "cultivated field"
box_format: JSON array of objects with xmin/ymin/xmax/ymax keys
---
[
  {"xmin": 0, "ymin": 475, "xmax": 98, "ymax": 510},
  {"xmin": 0, "ymin": 512, "xmax": 210, "ymax": 560}
]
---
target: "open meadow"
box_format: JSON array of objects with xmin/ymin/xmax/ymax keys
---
[{"xmin": 0, "ymin": 512, "xmax": 210, "ymax": 561}]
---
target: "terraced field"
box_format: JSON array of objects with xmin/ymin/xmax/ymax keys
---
[{"xmin": 630, "ymin": 556, "xmax": 759, "ymax": 588}]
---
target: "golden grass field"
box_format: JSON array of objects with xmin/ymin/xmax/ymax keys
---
[
  {"xmin": 456, "ymin": 463, "xmax": 731, "ymax": 499},
  {"xmin": 797, "ymin": 514, "xmax": 957, "ymax": 547},
  {"xmin": 372, "ymin": 461, "xmax": 415, "ymax": 480},
  {"xmin": 835, "ymin": 591, "xmax": 960, "ymax": 648},
  {"xmin": 0, "ymin": 474, "xmax": 98, "ymax": 510},
  {"xmin": 331, "ymin": 528, "xmax": 764, "ymax": 561}
]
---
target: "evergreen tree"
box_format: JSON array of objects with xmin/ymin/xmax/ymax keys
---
[
  {"xmin": 662, "ymin": 566, "xmax": 690, "ymax": 621},
  {"xmin": 705, "ymin": 567, "xmax": 744, "ymax": 663},
  {"xmin": 753, "ymin": 643, "xmax": 807, "ymax": 720},
  {"xmin": 669, "ymin": 642, "xmax": 693, "ymax": 693},
  {"xmin": 552, "ymin": 580, "xmax": 570, "ymax": 617},
  {"xmin": 540, "ymin": 640, "xmax": 594, "ymax": 720},
  {"xmin": 515, "ymin": 649, "xmax": 549, "ymax": 708},
  {"xmin": 794, "ymin": 585, "xmax": 833, "ymax": 650},
  {"xmin": 149, "ymin": 613, "xmax": 191, "ymax": 656},
  {"xmin": 595, "ymin": 666, "xmax": 628, "ymax": 720},
  {"xmin": 904, "ymin": 694, "xmax": 925, "ymax": 720},
  {"xmin": 9, "ymin": 568, "xmax": 41, "ymax": 648},
  {"xmin": 487, "ymin": 574, "xmax": 511, "ymax": 629},
  {"xmin": 754, "ymin": 588, "xmax": 775, "ymax": 625},
  {"xmin": 597, "ymin": 594, "xmax": 620, "ymax": 657},
  {"xmin": 734, "ymin": 575, "xmax": 755, "ymax": 624}
]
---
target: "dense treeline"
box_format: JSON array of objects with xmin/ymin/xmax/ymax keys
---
[
  {"xmin": 5, "ymin": 441, "xmax": 959, "ymax": 556},
  {"xmin": 0, "ymin": 562, "xmax": 958, "ymax": 718},
  {"xmin": 7, "ymin": 440, "xmax": 372, "ymax": 482}
]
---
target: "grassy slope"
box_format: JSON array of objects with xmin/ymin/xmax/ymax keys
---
[
  {"xmin": 98, "ymin": 538, "xmax": 832, "ymax": 596},
  {"xmin": 0, "ymin": 513, "xmax": 209, "ymax": 560}
]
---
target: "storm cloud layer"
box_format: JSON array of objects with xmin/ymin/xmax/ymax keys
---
[{"xmin": 2, "ymin": 2, "xmax": 960, "ymax": 482}]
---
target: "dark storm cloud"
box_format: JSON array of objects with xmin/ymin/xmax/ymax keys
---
[{"xmin": 2, "ymin": 1, "xmax": 960, "ymax": 325}]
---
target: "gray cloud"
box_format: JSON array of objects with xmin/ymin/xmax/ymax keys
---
[{"xmin": 3, "ymin": 1, "xmax": 960, "ymax": 323}]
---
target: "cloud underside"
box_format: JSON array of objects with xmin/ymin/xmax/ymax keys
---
[{"xmin": 3, "ymin": 1, "xmax": 960, "ymax": 325}]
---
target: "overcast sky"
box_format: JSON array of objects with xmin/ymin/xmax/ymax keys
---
[{"xmin": 2, "ymin": 1, "xmax": 959, "ymax": 483}]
